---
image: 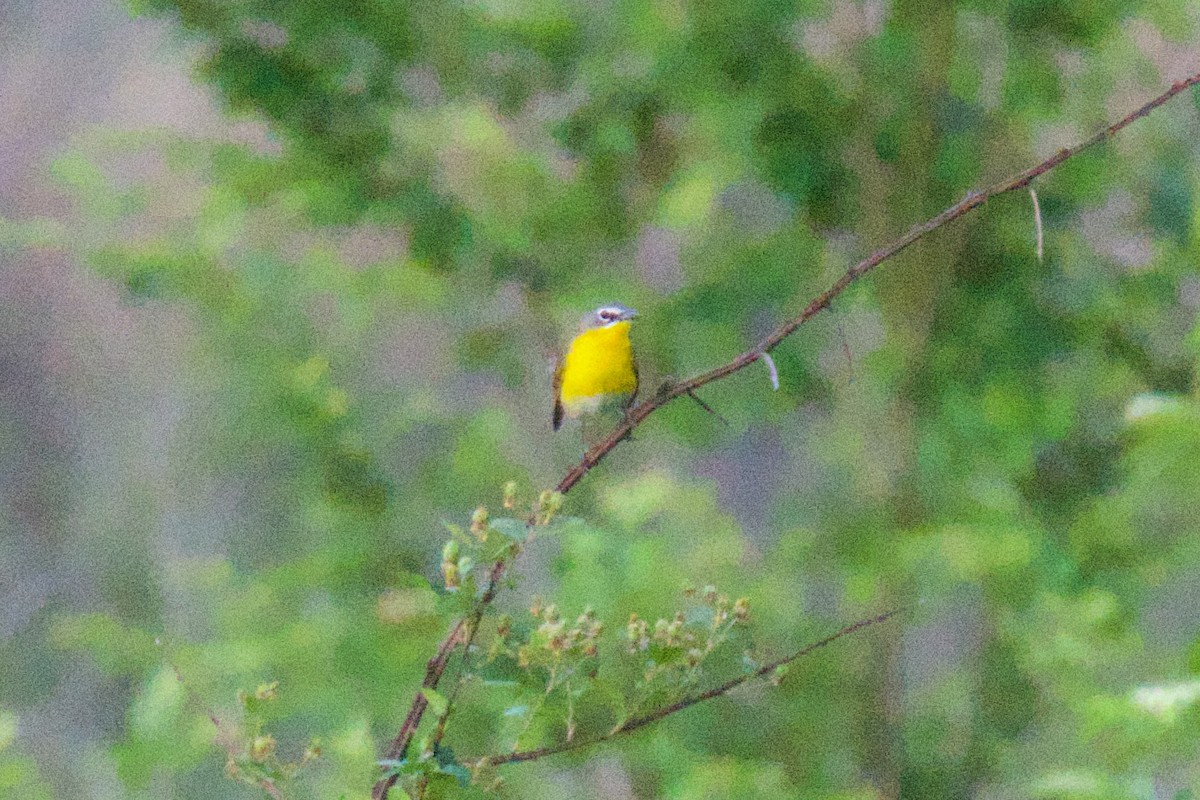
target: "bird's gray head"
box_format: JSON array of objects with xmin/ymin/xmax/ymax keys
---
[{"xmin": 582, "ymin": 304, "xmax": 638, "ymax": 330}]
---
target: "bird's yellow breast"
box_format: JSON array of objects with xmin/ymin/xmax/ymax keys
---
[{"xmin": 558, "ymin": 321, "xmax": 637, "ymax": 412}]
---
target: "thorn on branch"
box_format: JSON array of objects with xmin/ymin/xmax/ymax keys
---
[
  {"xmin": 759, "ymin": 352, "xmax": 779, "ymax": 391},
  {"xmin": 1029, "ymin": 188, "xmax": 1044, "ymax": 262},
  {"xmin": 686, "ymin": 389, "xmax": 729, "ymax": 426}
]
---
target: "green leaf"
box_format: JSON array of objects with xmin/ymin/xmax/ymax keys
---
[
  {"xmin": 421, "ymin": 688, "xmax": 449, "ymax": 717},
  {"xmin": 421, "ymin": 771, "xmax": 461, "ymax": 799},
  {"xmin": 442, "ymin": 521, "xmax": 473, "ymax": 548},
  {"xmin": 439, "ymin": 763, "xmax": 471, "ymax": 788},
  {"xmin": 488, "ymin": 517, "xmax": 528, "ymax": 540}
]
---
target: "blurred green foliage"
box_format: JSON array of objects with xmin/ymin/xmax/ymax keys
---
[{"xmin": 4, "ymin": 0, "xmax": 1200, "ymax": 798}]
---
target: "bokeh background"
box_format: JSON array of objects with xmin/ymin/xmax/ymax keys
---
[{"xmin": 3, "ymin": 1, "xmax": 1200, "ymax": 798}]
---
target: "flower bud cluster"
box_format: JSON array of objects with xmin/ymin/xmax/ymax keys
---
[
  {"xmin": 626, "ymin": 610, "xmax": 694, "ymax": 653},
  {"xmin": 517, "ymin": 600, "xmax": 604, "ymax": 666},
  {"xmin": 733, "ymin": 597, "xmax": 750, "ymax": 623},
  {"xmin": 687, "ymin": 585, "xmax": 751, "ymax": 629},
  {"xmin": 470, "ymin": 506, "xmax": 489, "ymax": 538},
  {"xmin": 223, "ymin": 681, "xmax": 320, "ymax": 789},
  {"xmin": 249, "ymin": 734, "xmax": 276, "ymax": 763},
  {"xmin": 625, "ymin": 587, "xmax": 752, "ymax": 674},
  {"xmin": 626, "ymin": 614, "xmax": 649, "ymax": 652},
  {"xmin": 534, "ymin": 490, "xmax": 563, "ymax": 525}
]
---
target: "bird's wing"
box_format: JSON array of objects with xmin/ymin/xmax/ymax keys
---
[
  {"xmin": 552, "ymin": 354, "xmax": 565, "ymax": 431},
  {"xmin": 625, "ymin": 354, "xmax": 639, "ymax": 412}
]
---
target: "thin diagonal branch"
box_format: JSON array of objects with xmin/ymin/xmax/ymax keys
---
[
  {"xmin": 372, "ymin": 72, "xmax": 1200, "ymax": 799},
  {"xmin": 555, "ymin": 71, "xmax": 1200, "ymax": 496},
  {"xmin": 479, "ymin": 608, "xmax": 902, "ymax": 767}
]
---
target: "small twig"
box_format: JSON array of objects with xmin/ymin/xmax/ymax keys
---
[
  {"xmin": 1029, "ymin": 188, "xmax": 1044, "ymax": 262},
  {"xmin": 371, "ymin": 558, "xmax": 508, "ymax": 800},
  {"xmin": 478, "ymin": 608, "xmax": 902, "ymax": 767},
  {"xmin": 685, "ymin": 388, "xmax": 729, "ymax": 426},
  {"xmin": 834, "ymin": 312, "xmax": 855, "ymax": 384}
]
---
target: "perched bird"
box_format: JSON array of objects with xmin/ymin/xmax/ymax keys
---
[{"xmin": 553, "ymin": 304, "xmax": 639, "ymax": 431}]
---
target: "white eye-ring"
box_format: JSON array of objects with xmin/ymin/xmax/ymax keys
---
[{"xmin": 586, "ymin": 304, "xmax": 635, "ymax": 329}]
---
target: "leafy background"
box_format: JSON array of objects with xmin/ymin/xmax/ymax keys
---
[{"xmin": 3, "ymin": 0, "xmax": 1200, "ymax": 798}]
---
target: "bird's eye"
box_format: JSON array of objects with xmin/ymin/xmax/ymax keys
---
[{"xmin": 600, "ymin": 310, "xmax": 615, "ymax": 320}]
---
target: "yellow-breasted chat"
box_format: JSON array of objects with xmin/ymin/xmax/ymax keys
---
[{"xmin": 553, "ymin": 304, "xmax": 639, "ymax": 431}]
